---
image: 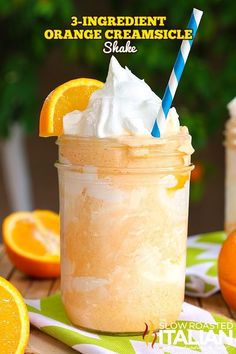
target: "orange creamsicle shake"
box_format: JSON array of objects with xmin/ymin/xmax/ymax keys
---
[
  {"xmin": 56, "ymin": 57, "xmax": 194, "ymax": 333},
  {"xmin": 225, "ymin": 97, "xmax": 236, "ymax": 235}
]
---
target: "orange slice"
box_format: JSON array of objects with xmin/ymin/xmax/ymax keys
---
[
  {"xmin": 39, "ymin": 78, "xmax": 104, "ymax": 137},
  {"xmin": 3, "ymin": 210, "xmax": 60, "ymax": 278},
  {"xmin": 0, "ymin": 276, "xmax": 29, "ymax": 354},
  {"xmin": 218, "ymin": 230, "xmax": 236, "ymax": 311}
]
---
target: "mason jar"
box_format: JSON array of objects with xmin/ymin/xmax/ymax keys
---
[
  {"xmin": 56, "ymin": 132, "xmax": 193, "ymax": 334},
  {"xmin": 225, "ymin": 116, "xmax": 236, "ymax": 235}
]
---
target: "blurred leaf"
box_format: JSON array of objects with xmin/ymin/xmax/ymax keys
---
[
  {"xmin": 190, "ymin": 180, "xmax": 205, "ymax": 203},
  {"xmin": 0, "ymin": 0, "xmax": 76, "ymax": 136},
  {"xmin": 33, "ymin": 0, "xmax": 55, "ymax": 18}
]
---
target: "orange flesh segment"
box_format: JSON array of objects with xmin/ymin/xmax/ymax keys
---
[
  {"xmin": 34, "ymin": 210, "xmax": 60, "ymax": 235},
  {"xmin": 0, "ymin": 286, "xmax": 21, "ymax": 353},
  {"xmin": 11, "ymin": 218, "xmax": 47, "ymax": 257},
  {"xmin": 3, "ymin": 211, "xmax": 60, "ymax": 278},
  {"xmin": 4, "ymin": 211, "xmax": 60, "ymax": 259}
]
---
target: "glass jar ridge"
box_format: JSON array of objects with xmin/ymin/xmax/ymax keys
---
[
  {"xmin": 56, "ymin": 133, "xmax": 193, "ymax": 173},
  {"xmin": 225, "ymin": 116, "xmax": 236, "ymax": 234},
  {"xmin": 225, "ymin": 117, "xmax": 236, "ymax": 148}
]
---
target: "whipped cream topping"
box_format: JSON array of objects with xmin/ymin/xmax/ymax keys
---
[
  {"xmin": 63, "ymin": 56, "xmax": 180, "ymax": 138},
  {"xmin": 227, "ymin": 97, "xmax": 236, "ymax": 118}
]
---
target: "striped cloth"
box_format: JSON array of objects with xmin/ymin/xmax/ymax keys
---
[{"xmin": 25, "ymin": 231, "xmax": 236, "ymax": 354}]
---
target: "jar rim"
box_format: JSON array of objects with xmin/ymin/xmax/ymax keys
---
[
  {"xmin": 57, "ymin": 133, "xmax": 193, "ymax": 171},
  {"xmin": 55, "ymin": 161, "xmax": 194, "ymax": 174},
  {"xmin": 56, "ymin": 132, "xmax": 192, "ymax": 148}
]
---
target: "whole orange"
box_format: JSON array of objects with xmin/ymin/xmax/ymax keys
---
[{"xmin": 218, "ymin": 230, "xmax": 236, "ymax": 311}]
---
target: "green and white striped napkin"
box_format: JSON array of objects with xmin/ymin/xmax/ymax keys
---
[
  {"xmin": 26, "ymin": 294, "xmax": 236, "ymax": 353},
  {"xmin": 26, "ymin": 231, "xmax": 230, "ymax": 354},
  {"xmin": 186, "ymin": 231, "xmax": 225, "ymax": 297}
]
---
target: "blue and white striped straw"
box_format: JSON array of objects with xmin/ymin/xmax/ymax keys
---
[{"xmin": 152, "ymin": 8, "xmax": 203, "ymax": 137}]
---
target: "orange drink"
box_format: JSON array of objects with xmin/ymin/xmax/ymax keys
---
[{"xmin": 56, "ymin": 133, "xmax": 193, "ymax": 333}]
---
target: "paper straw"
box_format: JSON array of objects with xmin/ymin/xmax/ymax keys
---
[{"xmin": 152, "ymin": 8, "xmax": 203, "ymax": 137}]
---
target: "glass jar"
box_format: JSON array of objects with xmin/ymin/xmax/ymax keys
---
[
  {"xmin": 56, "ymin": 133, "xmax": 193, "ymax": 334},
  {"xmin": 225, "ymin": 117, "xmax": 236, "ymax": 235}
]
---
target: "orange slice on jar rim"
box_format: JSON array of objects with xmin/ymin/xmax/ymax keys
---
[
  {"xmin": 39, "ymin": 78, "xmax": 104, "ymax": 137},
  {"xmin": 2, "ymin": 210, "xmax": 60, "ymax": 278}
]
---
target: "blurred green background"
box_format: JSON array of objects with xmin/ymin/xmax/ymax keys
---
[{"xmin": 0, "ymin": 0, "xmax": 235, "ymax": 234}]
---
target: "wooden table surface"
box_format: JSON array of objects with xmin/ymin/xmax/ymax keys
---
[{"xmin": 0, "ymin": 245, "xmax": 235, "ymax": 354}]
